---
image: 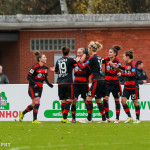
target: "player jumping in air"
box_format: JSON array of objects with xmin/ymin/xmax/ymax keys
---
[
  {"xmin": 76, "ymin": 41, "xmax": 107, "ymax": 123},
  {"xmin": 19, "ymin": 51, "xmax": 53, "ymax": 123},
  {"xmin": 102, "ymin": 46, "xmax": 122, "ymax": 123}
]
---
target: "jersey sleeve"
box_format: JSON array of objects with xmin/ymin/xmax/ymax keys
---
[
  {"xmin": 45, "ymin": 66, "xmax": 48, "ymax": 76},
  {"xmin": 55, "ymin": 60, "xmax": 59, "ymax": 73},
  {"xmin": 77, "ymin": 61, "xmax": 90, "ymax": 71},
  {"xmin": 117, "ymin": 61, "xmax": 121, "ymax": 66},
  {"xmin": 86, "ymin": 59, "xmax": 92, "ymax": 69},
  {"xmin": 102, "ymin": 58, "xmax": 106, "ymax": 64},
  {"xmin": 28, "ymin": 65, "xmax": 36, "ymax": 77},
  {"xmin": 72, "ymin": 58, "xmax": 77, "ymax": 68}
]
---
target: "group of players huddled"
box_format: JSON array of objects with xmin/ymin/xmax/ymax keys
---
[{"xmin": 19, "ymin": 41, "xmax": 140, "ymax": 124}]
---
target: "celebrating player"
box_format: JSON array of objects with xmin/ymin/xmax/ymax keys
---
[
  {"xmin": 19, "ymin": 51, "xmax": 53, "ymax": 123},
  {"xmin": 71, "ymin": 48, "xmax": 91, "ymax": 123},
  {"xmin": 76, "ymin": 41, "xmax": 107, "ymax": 123},
  {"xmin": 54, "ymin": 46, "xmax": 76, "ymax": 123},
  {"xmin": 114, "ymin": 50, "xmax": 140, "ymax": 123},
  {"xmin": 102, "ymin": 46, "xmax": 122, "ymax": 123}
]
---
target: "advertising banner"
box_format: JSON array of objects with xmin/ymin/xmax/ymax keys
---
[{"xmin": 0, "ymin": 84, "xmax": 149, "ymax": 121}]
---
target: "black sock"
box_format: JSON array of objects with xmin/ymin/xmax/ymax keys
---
[
  {"xmin": 123, "ymin": 104, "xmax": 131, "ymax": 117},
  {"xmin": 33, "ymin": 104, "xmax": 40, "ymax": 121},
  {"xmin": 61, "ymin": 103, "xmax": 65, "ymax": 115},
  {"xmin": 23, "ymin": 105, "xmax": 33, "ymax": 115},
  {"xmin": 103, "ymin": 99, "xmax": 109, "ymax": 118},
  {"xmin": 98, "ymin": 103, "xmax": 106, "ymax": 121},
  {"xmin": 115, "ymin": 101, "xmax": 121, "ymax": 120},
  {"xmin": 71, "ymin": 104, "xmax": 76, "ymax": 119},
  {"xmin": 86, "ymin": 101, "xmax": 93, "ymax": 121},
  {"xmin": 135, "ymin": 105, "xmax": 140, "ymax": 120},
  {"xmin": 63, "ymin": 101, "xmax": 71, "ymax": 119}
]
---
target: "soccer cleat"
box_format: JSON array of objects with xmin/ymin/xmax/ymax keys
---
[
  {"xmin": 19, "ymin": 111, "xmax": 24, "ymax": 122},
  {"xmin": 106, "ymin": 118, "xmax": 111, "ymax": 122},
  {"xmin": 32, "ymin": 120, "xmax": 41, "ymax": 124},
  {"xmin": 79, "ymin": 118, "xmax": 92, "ymax": 123},
  {"xmin": 124, "ymin": 117, "xmax": 133, "ymax": 123},
  {"xmin": 71, "ymin": 119, "xmax": 76, "ymax": 123},
  {"xmin": 61, "ymin": 118, "xmax": 71, "ymax": 123},
  {"xmin": 114, "ymin": 119, "xmax": 120, "ymax": 124},
  {"xmin": 133, "ymin": 120, "xmax": 140, "ymax": 124},
  {"xmin": 97, "ymin": 120, "xmax": 108, "ymax": 123}
]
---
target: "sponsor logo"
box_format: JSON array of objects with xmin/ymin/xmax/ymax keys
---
[
  {"xmin": 29, "ymin": 69, "xmax": 34, "ymax": 74},
  {"xmin": 44, "ymin": 99, "xmax": 113, "ymax": 119},
  {"xmin": 0, "ymin": 92, "xmax": 9, "ymax": 110},
  {"xmin": 0, "ymin": 92, "xmax": 19, "ymax": 119}
]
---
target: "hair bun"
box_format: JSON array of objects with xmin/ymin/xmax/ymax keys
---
[
  {"xmin": 129, "ymin": 50, "xmax": 133, "ymax": 54},
  {"xmin": 113, "ymin": 46, "xmax": 121, "ymax": 51},
  {"xmin": 34, "ymin": 50, "xmax": 41, "ymax": 56},
  {"xmin": 95, "ymin": 41, "xmax": 103, "ymax": 50}
]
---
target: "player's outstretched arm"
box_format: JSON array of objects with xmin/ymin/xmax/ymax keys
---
[
  {"xmin": 45, "ymin": 76, "xmax": 53, "ymax": 88},
  {"xmin": 50, "ymin": 67, "xmax": 59, "ymax": 74}
]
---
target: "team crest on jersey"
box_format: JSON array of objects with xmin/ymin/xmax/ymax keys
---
[
  {"xmin": 126, "ymin": 66, "xmax": 131, "ymax": 70},
  {"xmin": 37, "ymin": 73, "xmax": 42, "ymax": 78}
]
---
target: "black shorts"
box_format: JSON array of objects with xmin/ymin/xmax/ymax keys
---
[
  {"xmin": 28, "ymin": 87, "xmax": 43, "ymax": 99},
  {"xmin": 105, "ymin": 82, "xmax": 122, "ymax": 98},
  {"xmin": 58, "ymin": 84, "xmax": 74, "ymax": 100},
  {"xmin": 88, "ymin": 80, "xmax": 105, "ymax": 99},
  {"xmin": 122, "ymin": 87, "xmax": 139, "ymax": 100},
  {"xmin": 74, "ymin": 84, "xmax": 89, "ymax": 99}
]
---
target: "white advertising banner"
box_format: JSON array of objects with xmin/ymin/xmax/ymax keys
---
[{"xmin": 0, "ymin": 84, "xmax": 149, "ymax": 121}]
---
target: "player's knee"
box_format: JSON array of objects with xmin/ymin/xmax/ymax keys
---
[
  {"xmin": 121, "ymin": 98, "xmax": 126, "ymax": 105},
  {"xmin": 133, "ymin": 100, "xmax": 138, "ymax": 106}
]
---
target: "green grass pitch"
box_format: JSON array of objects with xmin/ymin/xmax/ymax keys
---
[{"xmin": 0, "ymin": 121, "xmax": 150, "ymax": 150}]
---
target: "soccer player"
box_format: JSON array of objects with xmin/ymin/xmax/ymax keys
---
[
  {"xmin": 52, "ymin": 46, "xmax": 76, "ymax": 123},
  {"xmin": 19, "ymin": 51, "xmax": 53, "ymax": 123},
  {"xmin": 102, "ymin": 46, "xmax": 122, "ymax": 123},
  {"xmin": 71, "ymin": 48, "xmax": 91, "ymax": 123},
  {"xmin": 114, "ymin": 51, "xmax": 140, "ymax": 123},
  {"xmin": 76, "ymin": 41, "xmax": 107, "ymax": 123}
]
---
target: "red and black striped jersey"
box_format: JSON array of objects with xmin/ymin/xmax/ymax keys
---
[
  {"xmin": 103, "ymin": 57, "xmax": 121, "ymax": 83},
  {"xmin": 119, "ymin": 61, "xmax": 138, "ymax": 89},
  {"xmin": 74, "ymin": 62, "xmax": 91, "ymax": 84},
  {"xmin": 28, "ymin": 63, "xmax": 48, "ymax": 87},
  {"xmin": 55, "ymin": 56, "xmax": 76, "ymax": 84},
  {"xmin": 77, "ymin": 54, "xmax": 104, "ymax": 81}
]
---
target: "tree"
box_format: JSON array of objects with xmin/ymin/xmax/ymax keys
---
[
  {"xmin": 0, "ymin": 0, "xmax": 61, "ymax": 15},
  {"xmin": 66, "ymin": 0, "xmax": 150, "ymax": 14}
]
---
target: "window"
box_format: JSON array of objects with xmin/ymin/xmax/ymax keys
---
[{"xmin": 30, "ymin": 38, "xmax": 75, "ymax": 51}]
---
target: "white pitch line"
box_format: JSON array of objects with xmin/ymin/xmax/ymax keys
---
[{"xmin": 9, "ymin": 142, "xmax": 133, "ymax": 150}]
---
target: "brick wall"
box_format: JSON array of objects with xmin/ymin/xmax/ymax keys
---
[
  {"xmin": 86, "ymin": 29, "xmax": 150, "ymax": 77},
  {"xmin": 2, "ymin": 29, "xmax": 150, "ymax": 84},
  {"xmin": 0, "ymin": 42, "xmax": 20, "ymax": 83},
  {"xmin": 19, "ymin": 30, "xmax": 87, "ymax": 84}
]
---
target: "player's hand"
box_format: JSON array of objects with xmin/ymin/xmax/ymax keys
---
[
  {"xmin": 34, "ymin": 84, "xmax": 39, "ymax": 88},
  {"xmin": 117, "ymin": 72, "xmax": 121, "ymax": 76},
  {"xmin": 49, "ymin": 84, "xmax": 54, "ymax": 88},
  {"xmin": 50, "ymin": 67, "xmax": 55, "ymax": 72},
  {"xmin": 109, "ymin": 61, "xmax": 113, "ymax": 66},
  {"xmin": 76, "ymin": 57, "xmax": 80, "ymax": 62},
  {"xmin": 142, "ymin": 80, "xmax": 147, "ymax": 83},
  {"xmin": 84, "ymin": 48, "xmax": 88, "ymax": 55}
]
